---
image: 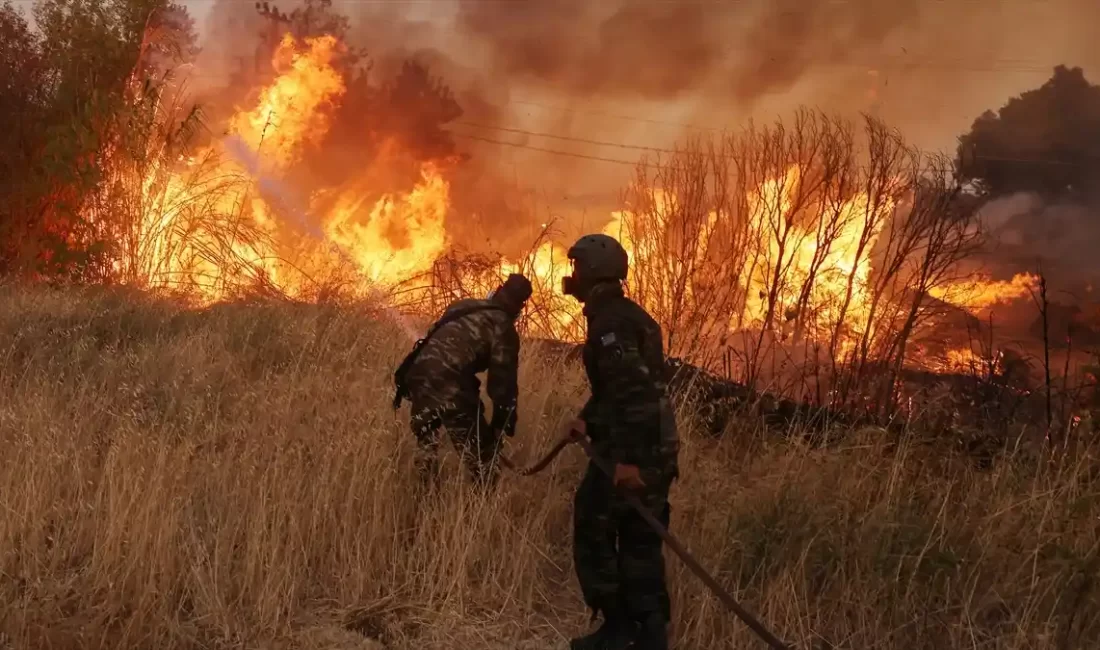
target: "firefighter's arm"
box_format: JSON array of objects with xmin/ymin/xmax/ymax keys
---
[{"xmin": 487, "ymin": 321, "xmax": 521, "ymax": 437}]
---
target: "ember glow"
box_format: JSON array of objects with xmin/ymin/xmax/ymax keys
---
[
  {"xmin": 740, "ymin": 165, "xmax": 894, "ymax": 331},
  {"xmin": 929, "ymin": 272, "xmax": 1040, "ymax": 312},
  {"xmin": 120, "ymin": 30, "xmax": 1038, "ymax": 366},
  {"xmin": 129, "ymin": 34, "xmax": 453, "ymax": 301}
]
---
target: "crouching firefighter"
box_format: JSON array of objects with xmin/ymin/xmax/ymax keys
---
[
  {"xmin": 392, "ymin": 273, "xmax": 533, "ymax": 488},
  {"xmin": 561, "ymin": 234, "xmax": 680, "ymax": 650}
]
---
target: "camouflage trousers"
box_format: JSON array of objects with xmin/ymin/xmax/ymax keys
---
[
  {"xmin": 409, "ymin": 399, "xmax": 503, "ymax": 488},
  {"xmin": 572, "ymin": 460, "xmax": 673, "ymax": 622}
]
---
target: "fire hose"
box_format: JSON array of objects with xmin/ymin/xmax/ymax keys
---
[{"xmin": 499, "ymin": 435, "xmax": 792, "ymax": 650}]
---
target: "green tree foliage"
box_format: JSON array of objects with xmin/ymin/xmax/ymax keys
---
[
  {"xmin": 0, "ymin": 0, "xmax": 198, "ymax": 281},
  {"xmin": 957, "ymin": 65, "xmax": 1100, "ymax": 200},
  {"xmin": 0, "ymin": 2, "xmax": 53, "ymax": 275},
  {"xmin": 0, "ymin": 0, "xmax": 464, "ymax": 287}
]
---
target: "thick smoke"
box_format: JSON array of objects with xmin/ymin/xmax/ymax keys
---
[
  {"xmin": 438, "ymin": 0, "xmax": 1100, "ymax": 111},
  {"xmin": 452, "ymin": 0, "xmax": 921, "ymax": 104},
  {"xmin": 339, "ymin": 0, "xmax": 1100, "ymax": 236},
  {"xmin": 454, "ymin": 1, "xmax": 726, "ymax": 99},
  {"xmin": 979, "ymin": 195, "xmax": 1100, "ymax": 296},
  {"xmin": 939, "ymin": 194, "xmax": 1100, "ymax": 347},
  {"xmin": 186, "ymin": 0, "xmax": 1100, "ymax": 264}
]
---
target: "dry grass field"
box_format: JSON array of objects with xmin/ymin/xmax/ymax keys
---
[{"xmin": 0, "ymin": 286, "xmax": 1096, "ymax": 649}]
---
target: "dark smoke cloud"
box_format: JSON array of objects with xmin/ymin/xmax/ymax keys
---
[
  {"xmin": 456, "ymin": 1, "xmax": 724, "ymax": 99},
  {"xmin": 980, "ymin": 194, "xmax": 1100, "ymax": 293},
  {"xmin": 185, "ymin": 0, "xmax": 1100, "ymax": 260},
  {"xmin": 451, "ymin": 0, "xmax": 925, "ymax": 104},
  {"xmin": 972, "ymin": 193, "xmax": 1100, "ymax": 345},
  {"xmin": 728, "ymin": 0, "xmax": 921, "ymax": 103}
]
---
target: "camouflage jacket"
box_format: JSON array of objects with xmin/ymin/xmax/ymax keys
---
[
  {"xmin": 406, "ymin": 298, "xmax": 521, "ymax": 435},
  {"xmin": 579, "ymin": 283, "xmax": 678, "ymax": 472}
]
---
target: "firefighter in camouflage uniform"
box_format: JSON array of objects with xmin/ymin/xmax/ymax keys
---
[
  {"xmin": 399, "ymin": 273, "xmax": 532, "ymax": 487},
  {"xmin": 561, "ymin": 234, "xmax": 679, "ymax": 650}
]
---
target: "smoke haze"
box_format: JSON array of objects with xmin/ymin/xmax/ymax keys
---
[
  {"xmin": 181, "ymin": 0, "xmax": 1100, "ymax": 270},
  {"xmin": 328, "ymin": 0, "xmax": 1099, "ymax": 214}
]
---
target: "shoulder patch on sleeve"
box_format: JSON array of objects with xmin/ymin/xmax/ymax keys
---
[{"xmin": 600, "ymin": 332, "xmax": 617, "ymax": 346}]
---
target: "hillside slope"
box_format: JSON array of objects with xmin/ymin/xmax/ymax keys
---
[{"xmin": 0, "ymin": 286, "xmax": 1095, "ymax": 649}]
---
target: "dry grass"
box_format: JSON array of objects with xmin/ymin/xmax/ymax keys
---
[{"xmin": 0, "ymin": 285, "xmax": 1096, "ymax": 650}]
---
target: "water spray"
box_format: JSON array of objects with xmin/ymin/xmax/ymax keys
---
[{"xmin": 221, "ymin": 134, "xmax": 426, "ymax": 343}]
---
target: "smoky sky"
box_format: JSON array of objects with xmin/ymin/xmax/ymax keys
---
[
  {"xmin": 188, "ymin": 0, "xmax": 1100, "ymax": 150},
  {"xmin": 185, "ymin": 0, "xmax": 1100, "ymax": 259},
  {"xmin": 451, "ymin": 0, "xmax": 923, "ymax": 104},
  {"xmin": 341, "ymin": 0, "xmax": 1100, "ymax": 145},
  {"xmin": 454, "ymin": 0, "xmax": 727, "ymax": 99}
]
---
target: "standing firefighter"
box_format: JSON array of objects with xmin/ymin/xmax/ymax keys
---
[
  {"xmin": 561, "ymin": 234, "xmax": 679, "ymax": 650},
  {"xmin": 392, "ymin": 273, "xmax": 533, "ymax": 487}
]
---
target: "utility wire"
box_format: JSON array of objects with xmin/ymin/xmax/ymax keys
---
[
  {"xmin": 453, "ymin": 121, "xmax": 680, "ymax": 153},
  {"xmin": 449, "ymin": 132, "xmax": 649, "ymax": 168},
  {"xmin": 449, "ymin": 123, "xmax": 1086, "ymax": 168}
]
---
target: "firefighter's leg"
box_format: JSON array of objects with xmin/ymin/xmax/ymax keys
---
[
  {"xmin": 445, "ymin": 405, "xmax": 501, "ymax": 488},
  {"xmin": 409, "ymin": 403, "xmax": 443, "ymax": 486}
]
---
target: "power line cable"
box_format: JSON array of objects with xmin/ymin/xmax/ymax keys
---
[
  {"xmin": 453, "ymin": 121, "xmax": 681, "ymax": 153},
  {"xmin": 449, "ymin": 123, "xmax": 1086, "ymax": 168},
  {"xmin": 448, "ymin": 132, "xmax": 646, "ymax": 167}
]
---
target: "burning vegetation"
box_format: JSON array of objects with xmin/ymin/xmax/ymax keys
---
[
  {"xmin": 3, "ymin": 0, "xmax": 1100, "ymax": 437},
  {"xmin": 1, "ymin": 2, "xmax": 1099, "ymax": 649}
]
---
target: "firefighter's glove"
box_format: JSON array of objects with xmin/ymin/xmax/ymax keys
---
[{"xmin": 613, "ymin": 463, "xmax": 646, "ymax": 492}]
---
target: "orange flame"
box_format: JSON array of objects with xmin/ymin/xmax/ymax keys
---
[
  {"xmin": 130, "ymin": 34, "xmax": 452, "ymax": 302},
  {"xmin": 325, "ymin": 163, "xmax": 451, "ymax": 286},
  {"xmin": 929, "ymin": 272, "xmax": 1039, "ymax": 312},
  {"xmin": 741, "ymin": 166, "xmax": 894, "ymax": 330},
  {"xmin": 229, "ymin": 34, "xmax": 346, "ymax": 170},
  {"xmin": 123, "ymin": 32, "xmax": 1039, "ymax": 358}
]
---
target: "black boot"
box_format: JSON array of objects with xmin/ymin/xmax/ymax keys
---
[
  {"xmin": 569, "ymin": 605, "xmax": 637, "ymax": 650},
  {"xmin": 630, "ymin": 612, "xmax": 669, "ymax": 650}
]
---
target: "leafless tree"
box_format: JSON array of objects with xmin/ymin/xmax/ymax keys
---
[
  {"xmin": 857, "ymin": 152, "xmax": 984, "ymax": 417},
  {"xmin": 615, "ymin": 138, "xmax": 747, "ymax": 370},
  {"xmin": 608, "ymin": 110, "xmax": 987, "ymax": 419}
]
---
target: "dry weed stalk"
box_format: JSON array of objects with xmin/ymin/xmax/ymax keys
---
[
  {"xmin": 616, "ymin": 111, "xmax": 987, "ymax": 418},
  {"xmin": 0, "ymin": 285, "xmax": 1095, "ymax": 650}
]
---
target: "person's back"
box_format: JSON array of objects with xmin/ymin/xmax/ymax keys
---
[
  {"xmin": 400, "ymin": 274, "xmax": 532, "ymax": 486},
  {"xmin": 406, "ymin": 297, "xmax": 515, "ymax": 415}
]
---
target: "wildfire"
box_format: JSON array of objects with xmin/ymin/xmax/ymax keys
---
[
  {"xmin": 929, "ymin": 272, "xmax": 1039, "ymax": 312},
  {"xmin": 325, "ymin": 164, "xmax": 451, "ymax": 286},
  {"xmin": 130, "ymin": 34, "xmax": 452, "ymax": 301},
  {"xmin": 946, "ymin": 348, "xmax": 982, "ymax": 372},
  {"xmin": 229, "ymin": 34, "xmax": 346, "ymax": 169},
  {"xmin": 122, "ymin": 30, "xmax": 1041, "ymax": 357},
  {"xmin": 740, "ymin": 165, "xmax": 893, "ymax": 331},
  {"xmin": 939, "ymin": 347, "xmax": 1005, "ymax": 376}
]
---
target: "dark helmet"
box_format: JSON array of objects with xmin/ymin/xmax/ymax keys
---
[
  {"xmin": 562, "ymin": 234, "xmax": 628, "ymax": 299},
  {"xmin": 567, "ymin": 234, "xmax": 629, "ymax": 282}
]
